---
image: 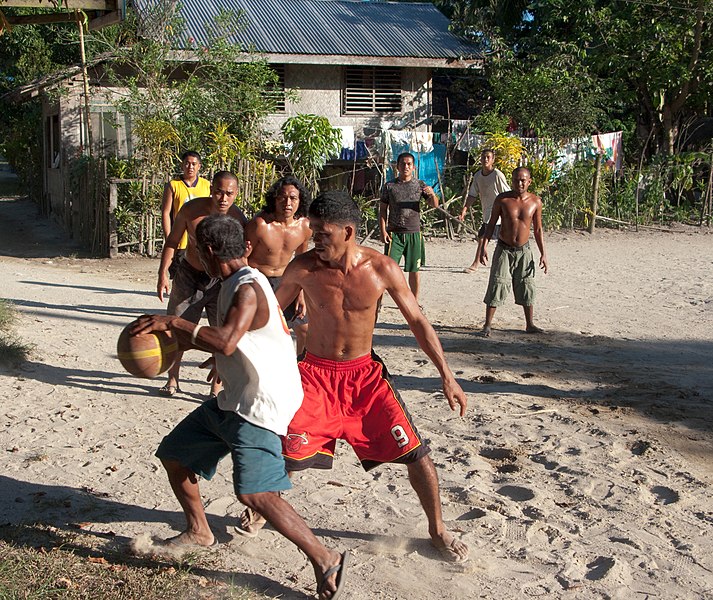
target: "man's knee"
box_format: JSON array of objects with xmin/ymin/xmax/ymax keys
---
[
  {"xmin": 237, "ymin": 491, "xmax": 279, "ymax": 512},
  {"xmin": 161, "ymin": 458, "xmax": 198, "ymax": 481}
]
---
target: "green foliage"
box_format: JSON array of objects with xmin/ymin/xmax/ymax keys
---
[
  {"xmin": 0, "ymin": 299, "xmax": 33, "ymax": 367},
  {"xmin": 471, "ymin": 108, "xmax": 509, "ymax": 135},
  {"xmin": 281, "ymin": 114, "xmax": 342, "ymax": 193},
  {"xmin": 471, "ymin": 132, "xmax": 524, "ymax": 175},
  {"xmin": 490, "ymin": 53, "xmax": 604, "ymax": 140}
]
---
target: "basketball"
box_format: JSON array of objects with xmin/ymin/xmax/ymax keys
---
[{"xmin": 117, "ymin": 324, "xmax": 179, "ymax": 379}]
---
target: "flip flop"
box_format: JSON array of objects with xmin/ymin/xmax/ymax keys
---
[
  {"xmin": 317, "ymin": 550, "xmax": 349, "ymax": 600},
  {"xmin": 158, "ymin": 384, "xmax": 181, "ymax": 397},
  {"xmin": 234, "ymin": 506, "xmax": 267, "ymax": 538},
  {"xmin": 432, "ymin": 537, "xmax": 469, "ymax": 563},
  {"xmin": 159, "ymin": 533, "xmax": 219, "ymax": 551}
]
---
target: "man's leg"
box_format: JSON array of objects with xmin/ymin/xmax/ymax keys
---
[
  {"xmin": 160, "ymin": 458, "xmax": 215, "ymax": 546},
  {"xmin": 406, "ymin": 455, "xmax": 469, "ymax": 561},
  {"xmin": 408, "ymin": 271, "xmax": 420, "ymax": 304},
  {"xmin": 523, "ymin": 305, "xmax": 544, "ymax": 333},
  {"xmin": 483, "ymin": 305, "xmax": 497, "ymax": 336},
  {"xmin": 161, "ymin": 353, "xmax": 183, "ymax": 395},
  {"xmin": 239, "ymin": 492, "xmax": 347, "ymax": 599},
  {"xmin": 465, "ymin": 236, "xmax": 485, "ymax": 272}
]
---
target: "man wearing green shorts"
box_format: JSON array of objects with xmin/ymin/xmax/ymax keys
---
[{"xmin": 379, "ymin": 152, "xmax": 439, "ymax": 304}]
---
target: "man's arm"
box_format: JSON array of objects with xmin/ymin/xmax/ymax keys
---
[
  {"xmin": 157, "ymin": 210, "xmax": 188, "ymax": 301},
  {"xmin": 459, "ymin": 174, "xmax": 478, "ymax": 220},
  {"xmin": 132, "ymin": 282, "xmax": 260, "ymax": 355},
  {"xmin": 423, "ymin": 184, "xmax": 439, "ymax": 208},
  {"xmin": 480, "ymin": 198, "xmax": 503, "ymax": 265},
  {"xmin": 495, "ymin": 170, "xmax": 510, "ymax": 194},
  {"xmin": 384, "ymin": 260, "xmax": 467, "ymax": 416},
  {"xmin": 275, "ymin": 255, "xmax": 305, "ymax": 310},
  {"xmin": 459, "ymin": 194, "xmax": 478, "ymax": 221},
  {"xmin": 379, "ymin": 201, "xmax": 390, "ymax": 243},
  {"xmin": 161, "ymin": 182, "xmax": 174, "ymax": 240},
  {"xmin": 532, "ymin": 198, "xmax": 548, "ymax": 274}
]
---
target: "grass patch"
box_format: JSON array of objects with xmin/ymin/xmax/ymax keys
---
[
  {"xmin": 0, "ymin": 524, "xmax": 263, "ymax": 599},
  {"xmin": 0, "ymin": 299, "xmax": 33, "ymax": 367}
]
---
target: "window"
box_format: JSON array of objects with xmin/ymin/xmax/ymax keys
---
[
  {"xmin": 343, "ymin": 66, "xmax": 401, "ymax": 115},
  {"xmin": 266, "ymin": 64, "xmax": 286, "ymax": 113},
  {"xmin": 83, "ymin": 107, "xmax": 132, "ymax": 158}
]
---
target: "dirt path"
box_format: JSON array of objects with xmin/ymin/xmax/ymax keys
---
[{"xmin": 1, "ymin": 196, "xmax": 712, "ymax": 599}]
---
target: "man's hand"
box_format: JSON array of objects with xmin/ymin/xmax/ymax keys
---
[
  {"xmin": 381, "ymin": 231, "xmax": 391, "ymax": 244},
  {"xmin": 295, "ymin": 290, "xmax": 307, "ymax": 320},
  {"xmin": 443, "ymin": 378, "xmax": 468, "ymax": 417},
  {"xmin": 157, "ymin": 274, "xmax": 170, "ymax": 302},
  {"xmin": 458, "ymin": 207, "xmax": 467, "ymax": 221},
  {"xmin": 129, "ymin": 314, "xmax": 175, "ymax": 335},
  {"xmin": 199, "ymin": 356, "xmax": 220, "ymax": 383},
  {"xmin": 539, "ymin": 255, "xmax": 548, "ymax": 274},
  {"xmin": 479, "ymin": 246, "xmax": 489, "ymax": 266}
]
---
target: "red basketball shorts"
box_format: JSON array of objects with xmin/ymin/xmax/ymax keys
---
[{"xmin": 283, "ymin": 351, "xmax": 429, "ymax": 471}]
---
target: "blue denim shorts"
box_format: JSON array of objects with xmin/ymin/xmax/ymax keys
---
[{"xmin": 155, "ymin": 396, "xmax": 292, "ymax": 495}]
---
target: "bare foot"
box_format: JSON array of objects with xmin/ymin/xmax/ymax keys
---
[
  {"xmin": 160, "ymin": 530, "xmax": 217, "ymax": 548},
  {"xmin": 480, "ymin": 325, "xmax": 492, "ymax": 337},
  {"xmin": 463, "ymin": 265, "xmax": 478, "ymax": 273},
  {"xmin": 315, "ymin": 550, "xmax": 350, "ymax": 600},
  {"xmin": 431, "ymin": 531, "xmax": 469, "ymax": 562},
  {"xmin": 234, "ymin": 506, "xmax": 267, "ymax": 538},
  {"xmin": 526, "ymin": 324, "xmax": 544, "ymax": 334}
]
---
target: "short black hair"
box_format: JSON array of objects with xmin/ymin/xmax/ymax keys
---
[
  {"xmin": 513, "ymin": 166, "xmax": 531, "ymax": 178},
  {"xmin": 212, "ymin": 170, "xmax": 238, "ymax": 185},
  {"xmin": 265, "ymin": 176, "xmax": 311, "ymax": 217},
  {"xmin": 181, "ymin": 151, "xmax": 201, "ymax": 162},
  {"xmin": 397, "ymin": 152, "xmax": 415, "ymax": 166},
  {"xmin": 196, "ymin": 214, "xmax": 246, "ymax": 261},
  {"xmin": 308, "ymin": 191, "xmax": 361, "ymax": 228},
  {"xmin": 481, "ymin": 149, "xmax": 495, "ymax": 157}
]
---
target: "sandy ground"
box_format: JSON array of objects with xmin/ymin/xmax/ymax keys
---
[{"xmin": 1, "ymin": 195, "xmax": 712, "ymax": 599}]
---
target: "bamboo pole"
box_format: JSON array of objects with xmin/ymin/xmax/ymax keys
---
[
  {"xmin": 75, "ymin": 10, "xmax": 93, "ymax": 157},
  {"xmin": 589, "ymin": 153, "xmax": 602, "ymax": 234}
]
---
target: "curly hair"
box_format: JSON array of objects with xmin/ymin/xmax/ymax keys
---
[{"xmin": 264, "ymin": 176, "xmax": 311, "ymax": 217}]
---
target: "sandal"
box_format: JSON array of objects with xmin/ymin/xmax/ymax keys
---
[{"xmin": 158, "ymin": 384, "xmax": 181, "ymax": 397}]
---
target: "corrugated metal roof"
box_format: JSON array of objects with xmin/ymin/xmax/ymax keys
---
[{"xmin": 133, "ymin": 0, "xmax": 481, "ymax": 60}]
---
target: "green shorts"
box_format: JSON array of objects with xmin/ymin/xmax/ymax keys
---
[
  {"xmin": 385, "ymin": 232, "xmax": 425, "ymax": 273},
  {"xmin": 155, "ymin": 396, "xmax": 292, "ymax": 495},
  {"xmin": 483, "ymin": 241, "xmax": 536, "ymax": 307}
]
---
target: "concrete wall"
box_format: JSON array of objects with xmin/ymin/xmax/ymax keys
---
[{"xmin": 264, "ymin": 64, "xmax": 432, "ymax": 138}]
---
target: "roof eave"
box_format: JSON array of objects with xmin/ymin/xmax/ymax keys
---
[{"xmin": 168, "ymin": 50, "xmax": 483, "ymax": 70}]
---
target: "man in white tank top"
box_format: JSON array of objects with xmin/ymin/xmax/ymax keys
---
[{"xmin": 131, "ymin": 215, "xmax": 348, "ymax": 599}]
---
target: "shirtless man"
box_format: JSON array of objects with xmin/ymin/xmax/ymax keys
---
[
  {"xmin": 458, "ymin": 149, "xmax": 510, "ymax": 273},
  {"xmin": 134, "ymin": 215, "xmax": 348, "ymax": 599},
  {"xmin": 238, "ymin": 191, "xmax": 469, "ymax": 563},
  {"xmin": 156, "ymin": 171, "xmax": 247, "ymax": 398},
  {"xmin": 479, "ymin": 166, "xmax": 548, "ymax": 336},
  {"xmin": 245, "ymin": 176, "xmax": 312, "ymax": 354}
]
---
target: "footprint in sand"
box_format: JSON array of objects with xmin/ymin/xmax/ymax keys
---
[
  {"xmin": 650, "ymin": 485, "xmax": 680, "ymax": 505},
  {"xmin": 496, "ymin": 485, "xmax": 535, "ymax": 502},
  {"xmin": 457, "ymin": 507, "xmax": 487, "ymax": 520},
  {"xmin": 585, "ymin": 556, "xmax": 616, "ymax": 581}
]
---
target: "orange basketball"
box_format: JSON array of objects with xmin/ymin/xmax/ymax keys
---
[{"xmin": 117, "ymin": 325, "xmax": 179, "ymax": 379}]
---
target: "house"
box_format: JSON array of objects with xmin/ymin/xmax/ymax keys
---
[
  {"xmin": 3, "ymin": 0, "xmax": 481, "ymax": 253},
  {"xmin": 134, "ymin": 0, "xmax": 483, "ymax": 140}
]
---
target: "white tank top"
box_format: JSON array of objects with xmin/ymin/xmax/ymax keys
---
[{"xmin": 215, "ymin": 266, "xmax": 303, "ymax": 435}]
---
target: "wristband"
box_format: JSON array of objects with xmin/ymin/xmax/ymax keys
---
[{"xmin": 190, "ymin": 324, "xmax": 203, "ymax": 345}]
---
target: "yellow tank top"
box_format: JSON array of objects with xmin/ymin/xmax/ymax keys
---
[{"xmin": 169, "ymin": 176, "xmax": 212, "ymax": 249}]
